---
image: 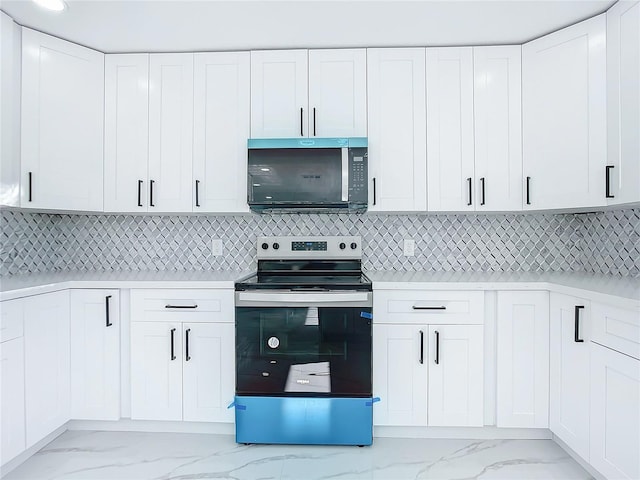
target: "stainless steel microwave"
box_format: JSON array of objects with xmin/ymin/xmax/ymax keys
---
[{"xmin": 247, "ymin": 138, "xmax": 368, "ymax": 213}]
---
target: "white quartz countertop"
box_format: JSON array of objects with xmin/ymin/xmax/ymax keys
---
[{"xmin": 1, "ymin": 270, "xmax": 638, "ymax": 307}]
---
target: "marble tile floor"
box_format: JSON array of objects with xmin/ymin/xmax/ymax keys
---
[{"xmin": 3, "ymin": 431, "xmax": 593, "ymax": 480}]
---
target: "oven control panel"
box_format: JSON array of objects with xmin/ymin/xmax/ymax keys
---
[{"xmin": 257, "ymin": 236, "xmax": 362, "ymax": 259}]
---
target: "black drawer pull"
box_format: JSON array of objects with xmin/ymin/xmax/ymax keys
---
[
  {"xmin": 574, "ymin": 305, "xmax": 585, "ymax": 343},
  {"xmin": 170, "ymin": 328, "xmax": 176, "ymax": 361},
  {"xmin": 419, "ymin": 330, "xmax": 424, "ymax": 365},
  {"xmin": 105, "ymin": 295, "xmax": 113, "ymax": 327},
  {"xmin": 412, "ymin": 306, "xmax": 446, "ymax": 310},
  {"xmin": 185, "ymin": 328, "xmax": 191, "ymax": 361},
  {"xmin": 605, "ymin": 165, "xmax": 614, "ymax": 198},
  {"xmin": 435, "ymin": 330, "xmax": 440, "ymax": 365},
  {"xmin": 165, "ymin": 304, "xmax": 198, "ymax": 309}
]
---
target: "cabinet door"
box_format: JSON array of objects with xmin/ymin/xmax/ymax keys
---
[
  {"xmin": 104, "ymin": 54, "xmax": 149, "ymax": 212},
  {"xmin": 549, "ymin": 293, "xmax": 591, "ymax": 460},
  {"xmin": 130, "ymin": 321, "xmax": 182, "ymax": 421},
  {"xmin": 24, "ymin": 291, "xmax": 70, "ymax": 448},
  {"xmin": 590, "ymin": 343, "xmax": 640, "ymax": 480},
  {"xmin": 148, "ymin": 53, "xmax": 194, "ymax": 213},
  {"xmin": 522, "ymin": 14, "xmax": 606, "ymax": 210},
  {"xmin": 367, "ymin": 48, "xmax": 427, "ymax": 211},
  {"xmin": 1, "ymin": 337, "xmax": 25, "ymax": 465},
  {"xmin": 607, "ymin": 1, "xmax": 640, "ymax": 205},
  {"xmin": 250, "ymin": 50, "xmax": 308, "ymax": 138},
  {"xmin": 21, "ymin": 28, "xmax": 104, "ymax": 211},
  {"xmin": 308, "ymin": 49, "xmax": 367, "ymax": 137},
  {"xmin": 193, "ymin": 52, "xmax": 250, "ymax": 213},
  {"xmin": 473, "ymin": 46, "xmax": 523, "ymax": 212},
  {"xmin": 372, "ymin": 324, "xmax": 427, "ymax": 426},
  {"xmin": 0, "ymin": 12, "xmax": 21, "ymax": 208},
  {"xmin": 183, "ymin": 323, "xmax": 235, "ymax": 422},
  {"xmin": 496, "ymin": 291, "xmax": 549, "ymax": 428},
  {"xmin": 70, "ymin": 290, "xmax": 120, "ymax": 421},
  {"xmin": 426, "ymin": 47, "xmax": 475, "ymax": 212},
  {"xmin": 428, "ymin": 325, "xmax": 483, "ymax": 426}
]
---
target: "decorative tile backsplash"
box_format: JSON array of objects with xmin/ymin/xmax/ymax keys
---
[{"xmin": 1, "ymin": 208, "xmax": 638, "ymax": 277}]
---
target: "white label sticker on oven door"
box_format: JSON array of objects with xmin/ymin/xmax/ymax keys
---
[
  {"xmin": 304, "ymin": 307, "xmax": 319, "ymax": 326},
  {"xmin": 267, "ymin": 336, "xmax": 280, "ymax": 349}
]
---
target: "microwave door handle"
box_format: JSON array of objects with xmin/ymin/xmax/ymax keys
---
[{"xmin": 341, "ymin": 148, "xmax": 349, "ymax": 201}]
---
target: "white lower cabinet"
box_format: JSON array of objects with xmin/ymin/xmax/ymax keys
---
[
  {"xmin": 70, "ymin": 290, "xmax": 121, "ymax": 421},
  {"xmin": 496, "ymin": 291, "xmax": 549, "ymax": 428},
  {"xmin": 590, "ymin": 342, "xmax": 640, "ymax": 480},
  {"xmin": 23, "ymin": 291, "xmax": 70, "ymax": 448},
  {"xmin": 549, "ymin": 293, "xmax": 591, "ymax": 460}
]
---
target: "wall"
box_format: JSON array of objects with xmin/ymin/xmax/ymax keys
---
[{"xmin": 3, "ymin": 208, "xmax": 637, "ymax": 278}]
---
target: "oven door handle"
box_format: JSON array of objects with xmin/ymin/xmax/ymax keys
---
[{"xmin": 237, "ymin": 291, "xmax": 369, "ymax": 303}]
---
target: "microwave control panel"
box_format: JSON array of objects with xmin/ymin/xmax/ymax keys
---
[{"xmin": 349, "ymin": 147, "xmax": 368, "ymax": 204}]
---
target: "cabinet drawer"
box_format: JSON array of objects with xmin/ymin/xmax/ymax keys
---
[
  {"xmin": 1, "ymin": 299, "xmax": 24, "ymax": 343},
  {"xmin": 131, "ymin": 289, "xmax": 234, "ymax": 323},
  {"xmin": 591, "ymin": 301, "xmax": 640, "ymax": 360},
  {"xmin": 374, "ymin": 291, "xmax": 484, "ymax": 324}
]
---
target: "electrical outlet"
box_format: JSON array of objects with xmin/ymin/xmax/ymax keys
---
[
  {"xmin": 211, "ymin": 239, "xmax": 223, "ymax": 256},
  {"xmin": 403, "ymin": 239, "xmax": 415, "ymax": 256}
]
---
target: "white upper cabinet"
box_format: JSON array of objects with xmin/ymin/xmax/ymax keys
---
[
  {"xmin": 522, "ymin": 14, "xmax": 607, "ymax": 210},
  {"xmin": 473, "ymin": 46, "xmax": 523, "ymax": 211},
  {"xmin": 426, "ymin": 47, "xmax": 475, "ymax": 212},
  {"xmin": 606, "ymin": 0, "xmax": 640, "ymax": 205},
  {"xmin": 104, "ymin": 54, "xmax": 150, "ymax": 212},
  {"xmin": 0, "ymin": 12, "xmax": 21, "ymax": 208},
  {"xmin": 21, "ymin": 28, "xmax": 104, "ymax": 211},
  {"xmin": 250, "ymin": 50, "xmax": 309, "ymax": 138},
  {"xmin": 193, "ymin": 52, "xmax": 250, "ymax": 212},
  {"xmin": 148, "ymin": 53, "xmax": 194, "ymax": 212},
  {"xmin": 308, "ymin": 49, "xmax": 367, "ymax": 137},
  {"xmin": 367, "ymin": 48, "xmax": 427, "ymax": 211}
]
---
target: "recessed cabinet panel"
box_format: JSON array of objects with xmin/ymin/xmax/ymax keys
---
[
  {"xmin": 193, "ymin": 52, "xmax": 250, "ymax": 212},
  {"xmin": 1, "ymin": 336, "xmax": 25, "ymax": 465},
  {"xmin": 367, "ymin": 48, "xmax": 427, "ymax": 211}
]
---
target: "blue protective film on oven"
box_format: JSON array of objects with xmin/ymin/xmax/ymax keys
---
[{"xmin": 360, "ymin": 311, "xmax": 373, "ymax": 319}]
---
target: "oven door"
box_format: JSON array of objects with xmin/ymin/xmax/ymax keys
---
[{"xmin": 235, "ymin": 302, "xmax": 372, "ymax": 398}]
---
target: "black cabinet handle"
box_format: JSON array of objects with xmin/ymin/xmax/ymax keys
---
[
  {"xmin": 467, "ymin": 177, "xmax": 472, "ymax": 206},
  {"xmin": 313, "ymin": 107, "xmax": 316, "ymax": 137},
  {"xmin": 574, "ymin": 306, "xmax": 585, "ymax": 343},
  {"xmin": 480, "ymin": 177, "xmax": 485, "ymax": 206},
  {"xmin": 137, "ymin": 180, "xmax": 143, "ymax": 207},
  {"xmin": 300, "ymin": 107, "xmax": 304, "ymax": 136},
  {"xmin": 170, "ymin": 328, "xmax": 176, "ymax": 360},
  {"xmin": 28, "ymin": 172, "xmax": 33, "ymax": 202},
  {"xmin": 165, "ymin": 304, "xmax": 198, "ymax": 309},
  {"xmin": 185, "ymin": 328, "xmax": 191, "ymax": 362},
  {"xmin": 149, "ymin": 180, "xmax": 155, "ymax": 207},
  {"xmin": 526, "ymin": 176, "xmax": 531, "ymax": 205},
  {"xmin": 605, "ymin": 165, "xmax": 614, "ymax": 199},
  {"xmin": 105, "ymin": 295, "xmax": 112, "ymax": 327},
  {"xmin": 372, "ymin": 177, "xmax": 377, "ymax": 206},
  {"xmin": 435, "ymin": 330, "xmax": 440, "ymax": 365},
  {"xmin": 412, "ymin": 305, "xmax": 446, "ymax": 310},
  {"xmin": 419, "ymin": 330, "xmax": 424, "ymax": 364},
  {"xmin": 195, "ymin": 180, "xmax": 201, "ymax": 207}
]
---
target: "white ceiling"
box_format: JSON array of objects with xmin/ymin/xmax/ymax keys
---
[{"xmin": 1, "ymin": 0, "xmax": 618, "ymax": 53}]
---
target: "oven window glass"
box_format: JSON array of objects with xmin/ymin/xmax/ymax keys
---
[
  {"xmin": 248, "ymin": 148, "xmax": 342, "ymax": 204},
  {"xmin": 235, "ymin": 306, "xmax": 372, "ymax": 397}
]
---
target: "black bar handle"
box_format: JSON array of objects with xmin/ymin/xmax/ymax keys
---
[
  {"xmin": 137, "ymin": 180, "xmax": 143, "ymax": 207},
  {"xmin": 605, "ymin": 165, "xmax": 614, "ymax": 198},
  {"xmin": 435, "ymin": 330, "xmax": 440, "ymax": 365},
  {"xmin": 195, "ymin": 180, "xmax": 201, "ymax": 207},
  {"xmin": 170, "ymin": 328, "xmax": 176, "ymax": 360},
  {"xmin": 313, "ymin": 108, "xmax": 316, "ymax": 137},
  {"xmin": 480, "ymin": 177, "xmax": 485, "ymax": 206},
  {"xmin": 185, "ymin": 328, "xmax": 191, "ymax": 362},
  {"xmin": 28, "ymin": 172, "xmax": 33, "ymax": 202},
  {"xmin": 165, "ymin": 304, "xmax": 198, "ymax": 309},
  {"xmin": 412, "ymin": 305, "xmax": 446, "ymax": 310},
  {"xmin": 300, "ymin": 107, "xmax": 304, "ymax": 136},
  {"xmin": 105, "ymin": 295, "xmax": 113, "ymax": 327},
  {"xmin": 467, "ymin": 177, "xmax": 472, "ymax": 206},
  {"xmin": 574, "ymin": 306, "xmax": 585, "ymax": 343},
  {"xmin": 372, "ymin": 177, "xmax": 377, "ymax": 206},
  {"xmin": 149, "ymin": 180, "xmax": 155, "ymax": 207},
  {"xmin": 526, "ymin": 176, "xmax": 531, "ymax": 205},
  {"xmin": 419, "ymin": 330, "xmax": 424, "ymax": 364}
]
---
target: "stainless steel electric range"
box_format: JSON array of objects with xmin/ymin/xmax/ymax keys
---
[{"xmin": 232, "ymin": 236, "xmax": 375, "ymax": 446}]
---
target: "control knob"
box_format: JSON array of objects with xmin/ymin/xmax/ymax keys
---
[
  {"xmin": 272, "ymin": 242, "xmax": 280, "ymax": 250},
  {"xmin": 339, "ymin": 242, "xmax": 346, "ymax": 250},
  {"xmin": 261, "ymin": 243, "xmax": 269, "ymax": 250},
  {"xmin": 350, "ymin": 242, "xmax": 358, "ymax": 250}
]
